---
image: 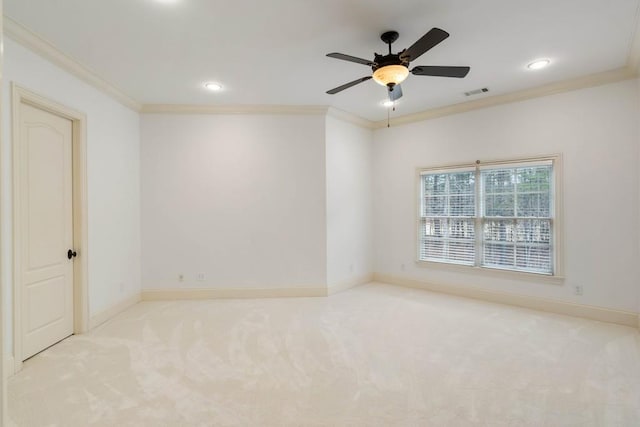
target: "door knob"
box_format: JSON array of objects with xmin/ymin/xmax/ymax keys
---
[{"xmin": 67, "ymin": 249, "xmax": 77, "ymax": 260}]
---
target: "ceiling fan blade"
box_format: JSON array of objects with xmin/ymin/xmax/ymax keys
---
[
  {"xmin": 389, "ymin": 84, "xmax": 403, "ymax": 101},
  {"xmin": 326, "ymin": 76, "xmax": 373, "ymax": 94},
  {"xmin": 326, "ymin": 52, "xmax": 375, "ymax": 66},
  {"xmin": 411, "ymin": 65, "xmax": 470, "ymax": 78},
  {"xmin": 400, "ymin": 28, "xmax": 449, "ymax": 62}
]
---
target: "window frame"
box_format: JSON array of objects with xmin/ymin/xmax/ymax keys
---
[{"xmin": 415, "ymin": 154, "xmax": 564, "ymax": 284}]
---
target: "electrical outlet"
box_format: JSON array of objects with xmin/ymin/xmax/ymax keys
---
[
  {"xmin": 197, "ymin": 272, "xmax": 205, "ymax": 282},
  {"xmin": 178, "ymin": 274, "xmax": 184, "ymax": 282},
  {"xmin": 349, "ymin": 263, "xmax": 354, "ymax": 273},
  {"xmin": 401, "ymin": 263, "xmax": 406, "ymax": 271},
  {"xmin": 574, "ymin": 285, "xmax": 583, "ymax": 296}
]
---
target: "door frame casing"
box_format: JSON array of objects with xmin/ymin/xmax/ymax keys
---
[{"xmin": 11, "ymin": 84, "xmax": 88, "ymax": 373}]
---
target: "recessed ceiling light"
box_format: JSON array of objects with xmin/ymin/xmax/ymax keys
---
[
  {"xmin": 382, "ymin": 100, "xmax": 395, "ymax": 108},
  {"xmin": 204, "ymin": 82, "xmax": 223, "ymax": 91},
  {"xmin": 527, "ymin": 59, "xmax": 551, "ymax": 70}
]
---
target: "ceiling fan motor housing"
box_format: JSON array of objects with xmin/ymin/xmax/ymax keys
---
[
  {"xmin": 374, "ymin": 30, "xmax": 410, "ymax": 77},
  {"xmin": 372, "ymin": 53, "xmax": 409, "ymax": 71}
]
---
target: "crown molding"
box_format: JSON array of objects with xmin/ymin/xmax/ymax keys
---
[
  {"xmin": 141, "ymin": 104, "xmax": 329, "ymax": 115},
  {"xmin": 326, "ymin": 107, "xmax": 375, "ymax": 129},
  {"xmin": 140, "ymin": 104, "xmax": 376, "ymax": 128},
  {"xmin": 373, "ymin": 66, "xmax": 637, "ymax": 129},
  {"xmin": 142, "ymin": 66, "xmax": 635, "ymax": 128},
  {"xmin": 3, "ymin": 16, "xmax": 142, "ymax": 112}
]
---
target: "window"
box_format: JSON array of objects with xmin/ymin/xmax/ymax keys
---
[{"xmin": 418, "ymin": 157, "xmax": 560, "ymax": 276}]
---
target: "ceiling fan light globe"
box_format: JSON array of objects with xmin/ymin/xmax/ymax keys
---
[{"xmin": 372, "ymin": 65, "xmax": 409, "ymax": 86}]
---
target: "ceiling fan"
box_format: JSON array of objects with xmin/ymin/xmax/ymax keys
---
[{"xmin": 326, "ymin": 28, "xmax": 470, "ymax": 102}]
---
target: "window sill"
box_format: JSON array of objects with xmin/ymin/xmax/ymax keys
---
[{"xmin": 415, "ymin": 260, "xmax": 565, "ymax": 285}]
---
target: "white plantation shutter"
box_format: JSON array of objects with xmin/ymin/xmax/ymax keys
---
[{"xmin": 419, "ymin": 159, "xmax": 556, "ymax": 276}]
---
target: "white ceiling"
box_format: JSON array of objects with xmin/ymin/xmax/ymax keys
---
[{"xmin": 5, "ymin": 0, "xmax": 640, "ymax": 121}]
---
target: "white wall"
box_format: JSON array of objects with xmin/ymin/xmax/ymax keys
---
[
  {"xmin": 373, "ymin": 79, "xmax": 640, "ymax": 312},
  {"xmin": 2, "ymin": 38, "xmax": 142, "ymax": 350},
  {"xmin": 325, "ymin": 116, "xmax": 374, "ymax": 287},
  {"xmin": 1, "ymin": 3, "xmax": 5, "ymax": 422},
  {"xmin": 141, "ymin": 114, "xmax": 327, "ymax": 290}
]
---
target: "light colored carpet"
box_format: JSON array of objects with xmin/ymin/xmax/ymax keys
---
[{"xmin": 8, "ymin": 282, "xmax": 640, "ymax": 426}]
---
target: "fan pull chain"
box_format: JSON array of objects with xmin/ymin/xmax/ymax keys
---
[{"xmin": 386, "ymin": 104, "xmax": 396, "ymax": 128}]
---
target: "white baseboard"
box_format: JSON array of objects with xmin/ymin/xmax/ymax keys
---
[
  {"xmin": 89, "ymin": 293, "xmax": 142, "ymax": 330},
  {"xmin": 374, "ymin": 274, "xmax": 639, "ymax": 328},
  {"xmin": 141, "ymin": 286, "xmax": 327, "ymax": 301},
  {"xmin": 4, "ymin": 354, "xmax": 15, "ymax": 379},
  {"xmin": 327, "ymin": 273, "xmax": 373, "ymax": 295}
]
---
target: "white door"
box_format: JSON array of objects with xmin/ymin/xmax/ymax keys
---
[{"xmin": 19, "ymin": 102, "xmax": 74, "ymax": 360}]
